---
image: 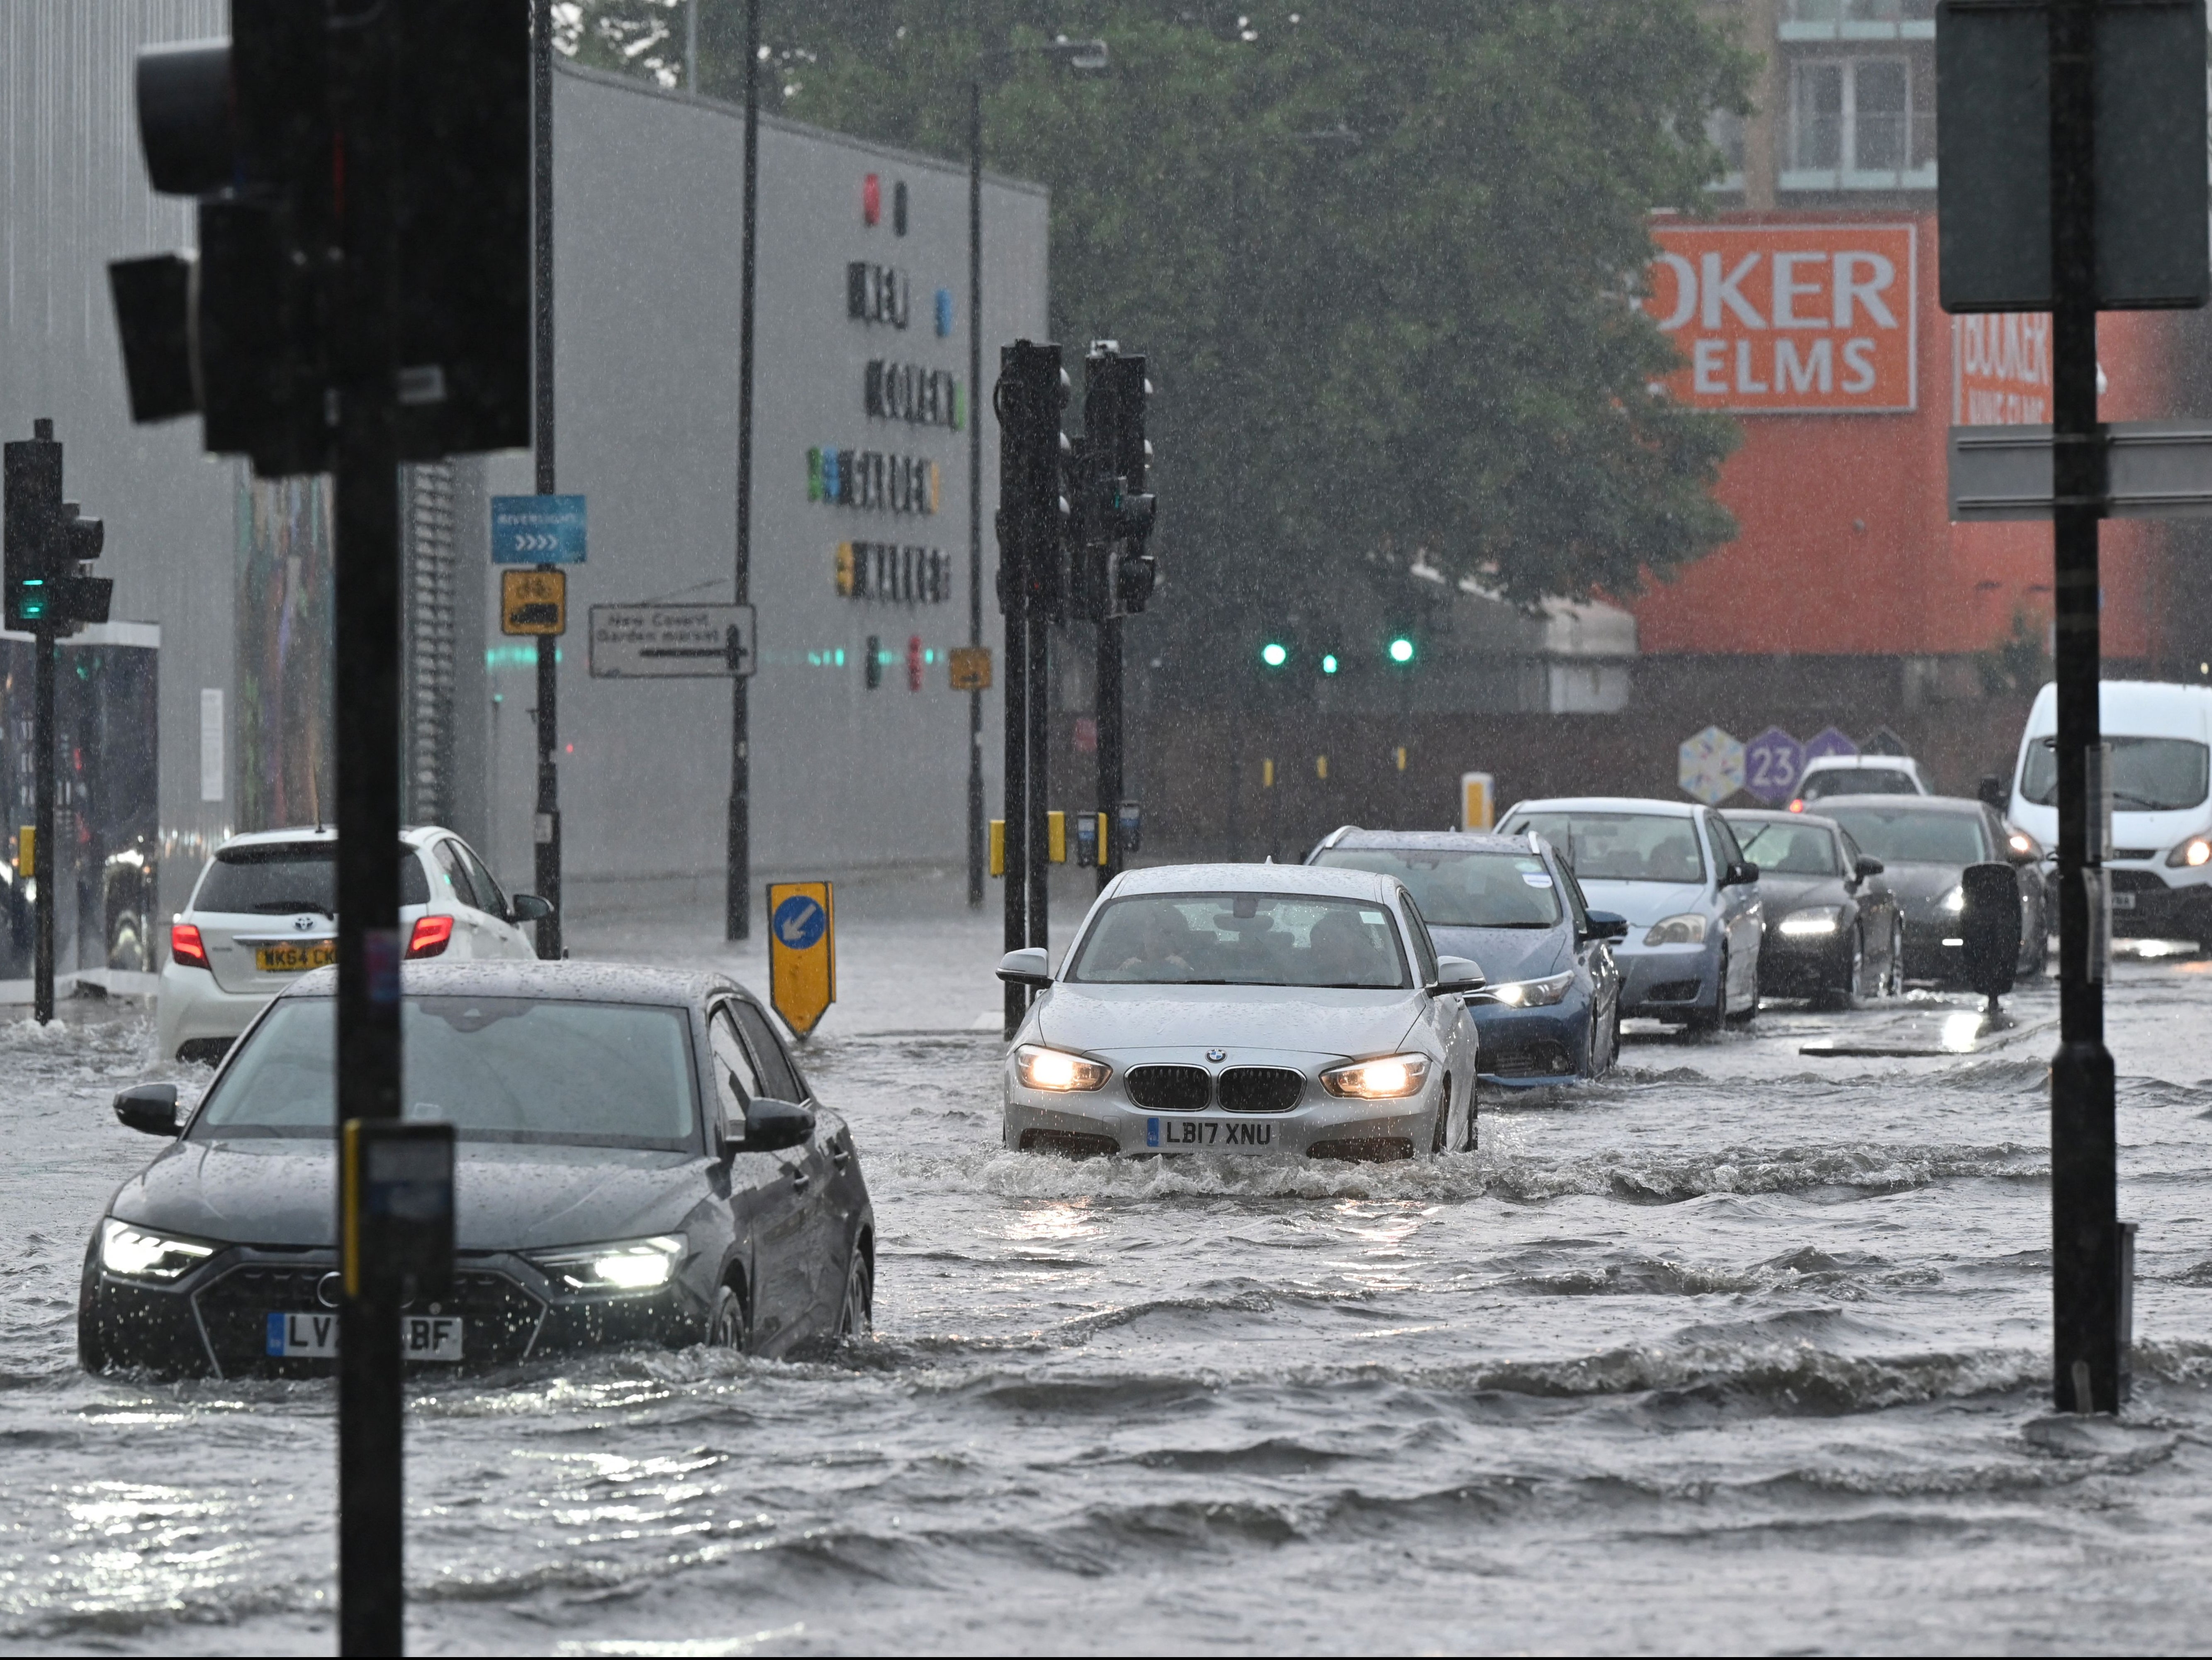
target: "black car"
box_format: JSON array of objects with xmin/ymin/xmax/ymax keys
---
[
  {"xmin": 1816, "ymin": 795, "xmax": 2049, "ymax": 985},
  {"xmin": 1722, "ymin": 807, "xmax": 1903, "ymax": 1006},
  {"xmin": 80, "ymin": 961, "xmax": 871, "ymax": 1377}
]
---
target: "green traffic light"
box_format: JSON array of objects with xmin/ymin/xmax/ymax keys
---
[
  {"xmin": 1260, "ymin": 641, "xmax": 1289, "ymax": 668},
  {"xmin": 1387, "ymin": 636, "xmax": 1415, "ymax": 665},
  {"xmin": 1321, "ymin": 653, "xmax": 1339, "ymax": 675}
]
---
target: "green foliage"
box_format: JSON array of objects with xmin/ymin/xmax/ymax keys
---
[{"xmin": 565, "ymin": 1, "xmax": 1750, "ymax": 664}]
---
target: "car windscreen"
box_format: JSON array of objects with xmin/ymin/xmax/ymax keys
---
[
  {"xmin": 192, "ymin": 997, "xmax": 698, "ymax": 1150},
  {"xmin": 2020, "ymin": 735, "xmax": 2210, "ymax": 812},
  {"xmin": 1801, "ymin": 767, "xmax": 1918, "ymax": 798},
  {"xmin": 1823, "ymin": 807, "xmax": 1989, "ymax": 866},
  {"xmin": 1505, "ymin": 813, "xmax": 1706, "ymax": 883},
  {"xmin": 1728, "ymin": 820, "xmax": 1840, "ymax": 876},
  {"xmin": 1311, "ymin": 848, "xmax": 1561, "ymax": 927},
  {"xmin": 1066, "ymin": 893, "xmax": 1410, "ymax": 988},
  {"xmin": 195, "ymin": 843, "xmax": 429, "ymax": 914}
]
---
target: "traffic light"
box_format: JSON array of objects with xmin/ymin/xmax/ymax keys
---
[
  {"xmin": 1320, "ymin": 653, "xmax": 1340, "ymax": 675},
  {"xmin": 1387, "ymin": 635, "xmax": 1416, "ymax": 665},
  {"xmin": 112, "ymin": 0, "xmax": 530, "ymax": 476},
  {"xmin": 995, "ymin": 341, "xmax": 1071, "ymax": 620},
  {"xmin": 1071, "ymin": 343, "xmax": 1157, "ymax": 621},
  {"xmin": 1260, "ymin": 641, "xmax": 1290, "ymax": 669},
  {"xmin": 4, "ymin": 422, "xmax": 110, "ymax": 636}
]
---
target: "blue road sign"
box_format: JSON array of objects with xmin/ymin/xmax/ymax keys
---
[
  {"xmin": 491, "ymin": 495, "xmax": 587, "ymax": 564},
  {"xmin": 1804, "ymin": 726, "xmax": 1858, "ymax": 764},
  {"xmin": 1744, "ymin": 726, "xmax": 1806, "ymax": 805},
  {"xmin": 772, "ymin": 892, "xmax": 827, "ymax": 951}
]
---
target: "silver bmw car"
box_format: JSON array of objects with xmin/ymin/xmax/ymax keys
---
[{"xmin": 999, "ymin": 864, "xmax": 1484, "ymax": 1160}]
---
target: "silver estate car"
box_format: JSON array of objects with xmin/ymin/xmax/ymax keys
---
[
  {"xmin": 999, "ymin": 864, "xmax": 1484, "ymax": 1160},
  {"xmin": 1498, "ymin": 797, "xmax": 1764, "ymax": 1030}
]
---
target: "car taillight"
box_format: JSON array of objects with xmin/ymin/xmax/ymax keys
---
[
  {"xmin": 406, "ymin": 914, "xmax": 455, "ymax": 959},
  {"xmin": 170, "ymin": 921, "xmax": 209, "ymax": 969}
]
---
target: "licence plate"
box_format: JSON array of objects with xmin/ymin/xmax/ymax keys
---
[
  {"xmin": 264, "ymin": 1311, "xmax": 464, "ymax": 1361},
  {"xmin": 1145, "ymin": 1117, "xmax": 1275, "ymax": 1150},
  {"xmin": 2110, "ymin": 892, "xmax": 2137, "ymax": 911},
  {"xmin": 255, "ymin": 941, "xmax": 336, "ymax": 973}
]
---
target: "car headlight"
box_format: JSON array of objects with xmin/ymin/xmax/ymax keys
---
[
  {"xmin": 1643, "ymin": 913, "xmax": 1708, "ymax": 946},
  {"xmin": 1014, "ymin": 1043, "xmax": 1110, "ymax": 1092},
  {"xmin": 1777, "ymin": 905, "xmax": 1843, "ymax": 937},
  {"xmin": 1939, "ymin": 885, "xmax": 1966, "ymax": 914},
  {"xmin": 99, "ymin": 1217, "xmax": 217, "ymax": 1282},
  {"xmin": 528, "ymin": 1234, "xmax": 687, "ymax": 1293},
  {"xmin": 1319, "ymin": 1053, "xmax": 1431, "ymax": 1099},
  {"xmin": 1471, "ymin": 970, "xmax": 1574, "ymax": 1007},
  {"xmin": 2167, "ymin": 837, "xmax": 2212, "ymax": 869}
]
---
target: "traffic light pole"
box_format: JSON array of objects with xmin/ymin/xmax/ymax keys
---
[
  {"xmin": 1026, "ymin": 602, "xmax": 1051, "ymax": 960},
  {"xmin": 725, "ymin": 0, "xmax": 759, "ymax": 943},
  {"xmin": 1095, "ymin": 614, "xmax": 1121, "ymax": 891},
  {"xmin": 2047, "ymin": 0, "xmax": 2125, "ymax": 1416},
  {"xmin": 1002, "ymin": 603, "xmax": 1027, "ymax": 1037},
  {"xmin": 532, "ymin": 0, "xmax": 564, "ymax": 962},
  {"xmin": 967, "ymin": 78, "xmax": 987, "ymax": 910},
  {"xmin": 31, "ymin": 614, "xmax": 54, "ymax": 1024},
  {"xmin": 330, "ymin": 12, "xmax": 407, "ymax": 1653}
]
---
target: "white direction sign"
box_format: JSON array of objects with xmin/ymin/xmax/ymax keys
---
[
  {"xmin": 588, "ymin": 604, "xmax": 756, "ymax": 679},
  {"xmin": 1678, "ymin": 725, "xmax": 1745, "ymax": 807}
]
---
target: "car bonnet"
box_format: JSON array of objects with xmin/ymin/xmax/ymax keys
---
[
  {"xmin": 1034, "ymin": 983, "xmax": 1424, "ymax": 1060},
  {"xmin": 1427, "ymin": 924, "xmax": 1568, "ymax": 982},
  {"xmin": 1567, "ymin": 878, "xmax": 1710, "ymax": 932}
]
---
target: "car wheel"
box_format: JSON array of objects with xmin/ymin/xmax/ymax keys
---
[
  {"xmin": 1464, "ymin": 1094, "xmax": 1480, "ymax": 1152},
  {"xmin": 837, "ymin": 1243, "xmax": 874, "ymax": 1338},
  {"xmin": 707, "ymin": 1281, "xmax": 749, "ymax": 1351},
  {"xmin": 1432, "ymin": 1081, "xmax": 1451, "ymax": 1155},
  {"xmin": 1687, "ymin": 948, "xmax": 1727, "ymax": 1034},
  {"xmin": 1886, "ymin": 917, "xmax": 1906, "ymax": 996}
]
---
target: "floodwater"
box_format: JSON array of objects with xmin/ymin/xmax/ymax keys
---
[{"xmin": 5, "ymin": 884, "xmax": 2212, "ymax": 1655}]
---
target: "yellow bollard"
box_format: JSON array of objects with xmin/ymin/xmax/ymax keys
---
[
  {"xmin": 1316, "ymin": 755, "xmax": 1329, "ymax": 780},
  {"xmin": 1262, "ymin": 758, "xmax": 1275, "ymax": 789},
  {"xmin": 988, "ymin": 819, "xmax": 1005, "ymax": 877},
  {"xmin": 1047, "ymin": 810, "xmax": 1067, "ymax": 864},
  {"xmin": 1395, "ymin": 746, "xmax": 1408, "ymax": 772}
]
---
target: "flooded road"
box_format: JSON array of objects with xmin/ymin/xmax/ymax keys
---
[{"xmin": 5, "ymin": 891, "xmax": 2211, "ymax": 1654}]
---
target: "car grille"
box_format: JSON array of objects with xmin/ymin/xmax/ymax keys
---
[
  {"xmin": 2109, "ymin": 869, "xmax": 2171, "ymax": 894},
  {"xmin": 1019, "ymin": 1128, "xmax": 1119, "ymax": 1158},
  {"xmin": 1488, "ymin": 1041, "xmax": 1573, "ymax": 1079},
  {"xmin": 1217, "ymin": 1066, "xmax": 1303, "ymax": 1113},
  {"xmin": 192, "ymin": 1260, "xmax": 546, "ymax": 1373},
  {"xmin": 2111, "ymin": 849, "xmax": 2158, "ymax": 862},
  {"xmin": 1127, "ymin": 1064, "xmax": 1211, "ymax": 1111},
  {"xmin": 1647, "ymin": 979, "xmax": 1702, "ymax": 1002}
]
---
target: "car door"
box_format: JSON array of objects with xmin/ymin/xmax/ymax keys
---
[
  {"xmin": 453, "ymin": 837, "xmax": 533, "ymax": 959},
  {"xmin": 707, "ymin": 1002, "xmax": 816, "ymax": 1355},
  {"xmin": 1559, "ymin": 861, "xmax": 1621, "ymax": 1074},
  {"xmin": 1396, "ymin": 892, "xmax": 1473, "ymax": 1145},
  {"xmin": 728, "ymin": 998, "xmax": 847, "ymax": 1336},
  {"xmin": 1840, "ymin": 829, "xmax": 1897, "ymax": 979},
  {"xmin": 1705, "ymin": 811, "xmax": 1762, "ymax": 1007}
]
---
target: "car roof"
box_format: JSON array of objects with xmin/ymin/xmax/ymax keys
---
[
  {"xmin": 1812, "ymin": 793, "xmax": 1987, "ymax": 816},
  {"xmin": 2029, "ymin": 678, "xmax": 2212, "ymax": 739},
  {"xmin": 1723, "ymin": 807, "xmax": 1843, "ymax": 830},
  {"xmin": 1316, "ymin": 827, "xmax": 1542, "ymax": 857},
  {"xmin": 1800, "ymin": 754, "xmax": 1920, "ymax": 774},
  {"xmin": 1502, "ymin": 796, "xmax": 1703, "ymax": 819},
  {"xmin": 1110, "ymin": 861, "xmax": 1408, "ymax": 904},
  {"xmin": 277, "ymin": 960, "xmax": 745, "ymax": 1005},
  {"xmin": 217, "ymin": 824, "xmax": 451, "ymax": 851}
]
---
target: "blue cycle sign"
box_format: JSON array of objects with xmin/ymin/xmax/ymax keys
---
[
  {"xmin": 772, "ymin": 893, "xmax": 827, "ymax": 951},
  {"xmin": 1743, "ymin": 726, "xmax": 1806, "ymax": 805},
  {"xmin": 491, "ymin": 495, "xmax": 587, "ymax": 564}
]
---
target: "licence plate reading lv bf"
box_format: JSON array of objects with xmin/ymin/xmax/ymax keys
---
[{"xmin": 265, "ymin": 1311, "xmax": 463, "ymax": 1360}]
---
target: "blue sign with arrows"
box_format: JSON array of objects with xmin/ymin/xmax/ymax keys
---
[{"xmin": 491, "ymin": 495, "xmax": 587, "ymax": 564}]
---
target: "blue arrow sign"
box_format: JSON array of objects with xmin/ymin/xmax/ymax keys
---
[{"xmin": 491, "ymin": 495, "xmax": 587, "ymax": 564}]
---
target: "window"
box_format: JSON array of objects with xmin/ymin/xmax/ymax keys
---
[
  {"xmin": 1706, "ymin": 813, "xmax": 1749, "ymax": 872},
  {"xmin": 1789, "ymin": 56, "xmax": 1921, "ymax": 179},
  {"xmin": 1066, "ymin": 893, "xmax": 1411, "ymax": 989},
  {"xmin": 456, "ymin": 841, "xmax": 507, "ymax": 917},
  {"xmin": 1731, "ymin": 820, "xmax": 1842, "ymax": 876},
  {"xmin": 1825, "ymin": 807, "xmax": 1991, "ymax": 866},
  {"xmin": 709, "ymin": 1006, "xmax": 763, "ymax": 1121},
  {"xmin": 1704, "ymin": 107, "xmax": 1746, "ymax": 190},
  {"xmin": 1398, "ymin": 893, "xmax": 1441, "ymax": 987},
  {"xmin": 1786, "ymin": 0, "xmax": 1934, "ymax": 22},
  {"xmin": 194, "ymin": 843, "xmax": 427, "ymax": 914},
  {"xmin": 1312, "ymin": 848, "xmax": 1563, "ymax": 929},
  {"xmin": 1504, "ymin": 814, "xmax": 1707, "ymax": 885},
  {"xmin": 2020, "ymin": 736, "xmax": 2211, "ymax": 812},
  {"xmin": 730, "ymin": 1001, "xmax": 805, "ymax": 1102},
  {"xmin": 431, "ymin": 840, "xmax": 478, "ymax": 910}
]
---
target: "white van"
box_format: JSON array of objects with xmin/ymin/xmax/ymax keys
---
[{"xmin": 2009, "ymin": 680, "xmax": 2212, "ymax": 946}]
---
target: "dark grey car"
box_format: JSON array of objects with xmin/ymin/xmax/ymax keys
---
[
  {"xmin": 80, "ymin": 961, "xmax": 872, "ymax": 1377},
  {"xmin": 1819, "ymin": 795, "xmax": 2050, "ymax": 985}
]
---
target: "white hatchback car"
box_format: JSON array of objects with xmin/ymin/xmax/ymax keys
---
[
  {"xmin": 156, "ymin": 825, "xmax": 550, "ymax": 1063},
  {"xmin": 1000, "ymin": 864, "xmax": 1483, "ymax": 1160}
]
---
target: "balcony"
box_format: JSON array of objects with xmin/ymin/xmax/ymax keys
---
[{"xmin": 1780, "ymin": 0, "xmax": 1935, "ymax": 43}]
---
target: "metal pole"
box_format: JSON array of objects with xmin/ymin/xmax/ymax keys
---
[
  {"xmin": 332, "ymin": 5, "xmax": 406, "ymax": 1648},
  {"xmin": 726, "ymin": 0, "xmax": 759, "ymax": 942},
  {"xmin": 1096, "ymin": 613, "xmax": 1120, "ymax": 890},
  {"xmin": 968, "ymin": 78, "xmax": 986, "ymax": 909},
  {"xmin": 531, "ymin": 0, "xmax": 563, "ymax": 960},
  {"xmin": 1026, "ymin": 596, "xmax": 1050, "ymax": 955},
  {"xmin": 32, "ymin": 616, "xmax": 54, "ymax": 1023},
  {"xmin": 2047, "ymin": 0, "xmax": 2124, "ymax": 1416}
]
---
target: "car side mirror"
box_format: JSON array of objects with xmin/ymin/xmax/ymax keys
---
[
  {"xmin": 1431, "ymin": 955, "xmax": 1485, "ymax": 995},
  {"xmin": 996, "ymin": 947, "xmax": 1051, "ymax": 987},
  {"xmin": 1582, "ymin": 910, "xmax": 1630, "ymax": 943},
  {"xmin": 743, "ymin": 1096, "xmax": 815, "ymax": 1152},
  {"xmin": 1723, "ymin": 860, "xmax": 1759, "ymax": 887},
  {"xmin": 1854, "ymin": 855, "xmax": 1885, "ymax": 880},
  {"xmin": 1977, "ymin": 773, "xmax": 2006, "ymax": 809},
  {"xmin": 114, "ymin": 1082, "xmax": 180, "ymax": 1137},
  {"xmin": 510, "ymin": 892, "xmax": 554, "ymax": 923}
]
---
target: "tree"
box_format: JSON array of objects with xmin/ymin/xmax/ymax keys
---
[{"xmin": 564, "ymin": 1, "xmax": 1752, "ymax": 675}]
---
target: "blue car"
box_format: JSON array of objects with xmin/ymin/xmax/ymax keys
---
[
  {"xmin": 1496, "ymin": 797, "xmax": 1763, "ymax": 1031},
  {"xmin": 1308, "ymin": 828, "xmax": 1627, "ymax": 1087}
]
